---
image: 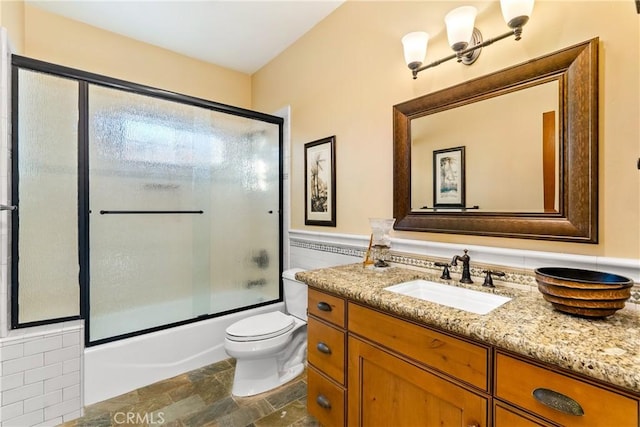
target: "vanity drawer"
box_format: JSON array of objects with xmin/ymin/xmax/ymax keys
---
[
  {"xmin": 495, "ymin": 352, "xmax": 639, "ymax": 427},
  {"xmin": 308, "ymin": 317, "xmax": 346, "ymax": 385},
  {"xmin": 307, "ymin": 366, "xmax": 345, "ymax": 427},
  {"xmin": 494, "ymin": 402, "xmax": 555, "ymax": 427},
  {"xmin": 348, "ymin": 302, "xmax": 489, "ymax": 391},
  {"xmin": 308, "ymin": 288, "xmax": 345, "ymax": 328}
]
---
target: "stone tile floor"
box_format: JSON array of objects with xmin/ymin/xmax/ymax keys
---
[{"xmin": 60, "ymin": 359, "xmax": 319, "ymax": 427}]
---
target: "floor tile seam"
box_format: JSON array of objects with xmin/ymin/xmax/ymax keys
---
[
  {"xmin": 180, "ymin": 396, "xmax": 241, "ymax": 427},
  {"xmin": 131, "ymin": 391, "xmax": 175, "ymax": 410},
  {"xmin": 263, "ymin": 379, "xmax": 308, "ymax": 410},
  {"xmin": 231, "ymin": 395, "xmax": 277, "ymax": 413},
  {"xmin": 253, "ymin": 409, "xmax": 308, "ymax": 427},
  {"xmin": 213, "ymin": 369, "xmax": 235, "ymax": 386},
  {"xmin": 204, "ymin": 395, "xmax": 273, "ymax": 427}
]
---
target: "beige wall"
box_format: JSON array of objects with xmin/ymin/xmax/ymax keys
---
[
  {"xmin": 0, "ymin": 0, "xmax": 24, "ymax": 53},
  {"xmin": 253, "ymin": 0, "xmax": 640, "ymax": 260},
  {"xmin": 22, "ymin": 4, "xmax": 252, "ymax": 109}
]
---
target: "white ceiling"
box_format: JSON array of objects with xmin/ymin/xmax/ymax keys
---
[{"xmin": 27, "ymin": 0, "xmax": 345, "ymax": 74}]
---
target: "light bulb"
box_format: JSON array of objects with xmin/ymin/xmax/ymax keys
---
[
  {"xmin": 402, "ymin": 32, "xmax": 429, "ymax": 70},
  {"xmin": 500, "ymin": 0, "xmax": 535, "ymax": 29},
  {"xmin": 445, "ymin": 6, "xmax": 477, "ymax": 52}
]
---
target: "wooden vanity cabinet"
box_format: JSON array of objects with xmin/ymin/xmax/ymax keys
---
[
  {"xmin": 306, "ymin": 287, "xmax": 640, "ymax": 427},
  {"xmin": 347, "ymin": 302, "xmax": 489, "ymax": 427},
  {"xmin": 307, "ymin": 289, "xmax": 347, "ymax": 426}
]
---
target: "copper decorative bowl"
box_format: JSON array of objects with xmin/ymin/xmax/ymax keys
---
[{"xmin": 534, "ymin": 267, "xmax": 634, "ymax": 318}]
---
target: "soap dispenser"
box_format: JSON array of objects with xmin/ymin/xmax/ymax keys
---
[{"xmin": 368, "ymin": 218, "xmax": 396, "ymax": 268}]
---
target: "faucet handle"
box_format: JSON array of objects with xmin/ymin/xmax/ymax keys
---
[
  {"xmin": 434, "ymin": 262, "xmax": 452, "ymax": 280},
  {"xmin": 482, "ymin": 270, "xmax": 505, "ymax": 288}
]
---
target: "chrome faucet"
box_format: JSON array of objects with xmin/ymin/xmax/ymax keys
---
[{"xmin": 451, "ymin": 249, "xmax": 473, "ymax": 284}]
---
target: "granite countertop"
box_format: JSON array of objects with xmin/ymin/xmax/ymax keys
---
[{"xmin": 296, "ymin": 263, "xmax": 640, "ymax": 394}]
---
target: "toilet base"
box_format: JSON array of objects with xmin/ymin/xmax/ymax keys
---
[
  {"xmin": 230, "ymin": 329, "xmax": 307, "ymax": 397},
  {"xmin": 226, "ymin": 316, "xmax": 308, "ymax": 397},
  {"xmin": 231, "ymin": 358, "xmax": 306, "ymax": 397}
]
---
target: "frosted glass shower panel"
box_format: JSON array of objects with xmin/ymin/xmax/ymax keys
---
[
  {"xmin": 208, "ymin": 113, "xmax": 281, "ymax": 313},
  {"xmin": 88, "ymin": 85, "xmax": 213, "ymax": 341},
  {"xmin": 17, "ymin": 69, "xmax": 80, "ymax": 323}
]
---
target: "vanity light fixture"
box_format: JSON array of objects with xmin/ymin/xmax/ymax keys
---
[{"xmin": 402, "ymin": 0, "xmax": 535, "ymax": 79}]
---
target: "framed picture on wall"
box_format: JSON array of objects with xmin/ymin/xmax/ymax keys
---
[
  {"xmin": 304, "ymin": 136, "xmax": 336, "ymax": 226},
  {"xmin": 433, "ymin": 146, "xmax": 465, "ymax": 208}
]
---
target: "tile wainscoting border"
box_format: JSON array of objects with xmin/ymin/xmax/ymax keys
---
[{"xmin": 289, "ymin": 229, "xmax": 640, "ymax": 306}]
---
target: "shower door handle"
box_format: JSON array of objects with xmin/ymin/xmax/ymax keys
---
[
  {"xmin": 99, "ymin": 210, "xmax": 204, "ymax": 215},
  {"xmin": 0, "ymin": 204, "xmax": 16, "ymax": 211}
]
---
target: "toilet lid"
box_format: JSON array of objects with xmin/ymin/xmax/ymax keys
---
[{"xmin": 226, "ymin": 311, "xmax": 295, "ymax": 342}]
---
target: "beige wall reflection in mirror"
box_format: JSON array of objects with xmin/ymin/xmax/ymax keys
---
[{"xmin": 411, "ymin": 80, "xmax": 559, "ymax": 213}]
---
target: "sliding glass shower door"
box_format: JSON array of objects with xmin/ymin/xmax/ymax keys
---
[
  {"xmin": 12, "ymin": 57, "xmax": 282, "ymax": 344},
  {"xmin": 88, "ymin": 84, "xmax": 281, "ymax": 343}
]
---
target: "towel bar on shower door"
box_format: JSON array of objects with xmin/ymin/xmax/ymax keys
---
[
  {"xmin": 99, "ymin": 210, "xmax": 204, "ymax": 215},
  {"xmin": 0, "ymin": 205, "xmax": 16, "ymax": 211}
]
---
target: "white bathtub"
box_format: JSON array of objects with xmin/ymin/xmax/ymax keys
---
[{"xmin": 84, "ymin": 300, "xmax": 284, "ymax": 405}]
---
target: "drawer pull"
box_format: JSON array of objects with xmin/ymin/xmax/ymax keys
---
[
  {"xmin": 317, "ymin": 301, "xmax": 332, "ymax": 312},
  {"xmin": 316, "ymin": 342, "xmax": 332, "ymax": 354},
  {"xmin": 467, "ymin": 424, "xmax": 480, "ymax": 427},
  {"xmin": 316, "ymin": 394, "xmax": 332, "ymax": 409},
  {"xmin": 532, "ymin": 388, "xmax": 585, "ymax": 416}
]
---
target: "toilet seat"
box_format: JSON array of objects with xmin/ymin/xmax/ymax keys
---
[{"xmin": 226, "ymin": 311, "xmax": 295, "ymax": 342}]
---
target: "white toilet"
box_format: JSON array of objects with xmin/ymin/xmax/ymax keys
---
[{"xmin": 224, "ymin": 268, "xmax": 308, "ymax": 397}]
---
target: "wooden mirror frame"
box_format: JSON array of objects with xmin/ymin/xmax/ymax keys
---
[{"xmin": 393, "ymin": 38, "xmax": 598, "ymax": 243}]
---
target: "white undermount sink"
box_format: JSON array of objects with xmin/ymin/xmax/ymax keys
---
[{"xmin": 384, "ymin": 279, "xmax": 512, "ymax": 315}]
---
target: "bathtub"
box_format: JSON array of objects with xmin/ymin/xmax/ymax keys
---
[{"xmin": 84, "ymin": 299, "xmax": 284, "ymax": 405}]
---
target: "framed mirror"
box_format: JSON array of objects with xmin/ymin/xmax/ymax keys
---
[{"xmin": 393, "ymin": 38, "xmax": 598, "ymax": 243}]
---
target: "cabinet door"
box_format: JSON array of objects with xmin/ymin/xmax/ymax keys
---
[{"xmin": 348, "ymin": 336, "xmax": 487, "ymax": 427}]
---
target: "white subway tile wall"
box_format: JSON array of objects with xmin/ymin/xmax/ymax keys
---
[
  {"xmin": 0, "ymin": 323, "xmax": 84, "ymax": 427},
  {"xmin": 289, "ymin": 244, "xmax": 361, "ymax": 271}
]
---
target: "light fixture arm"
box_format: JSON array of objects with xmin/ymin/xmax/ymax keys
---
[{"xmin": 411, "ymin": 26, "xmax": 524, "ymax": 80}]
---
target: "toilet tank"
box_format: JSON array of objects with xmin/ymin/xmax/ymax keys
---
[{"xmin": 282, "ymin": 268, "xmax": 307, "ymax": 321}]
